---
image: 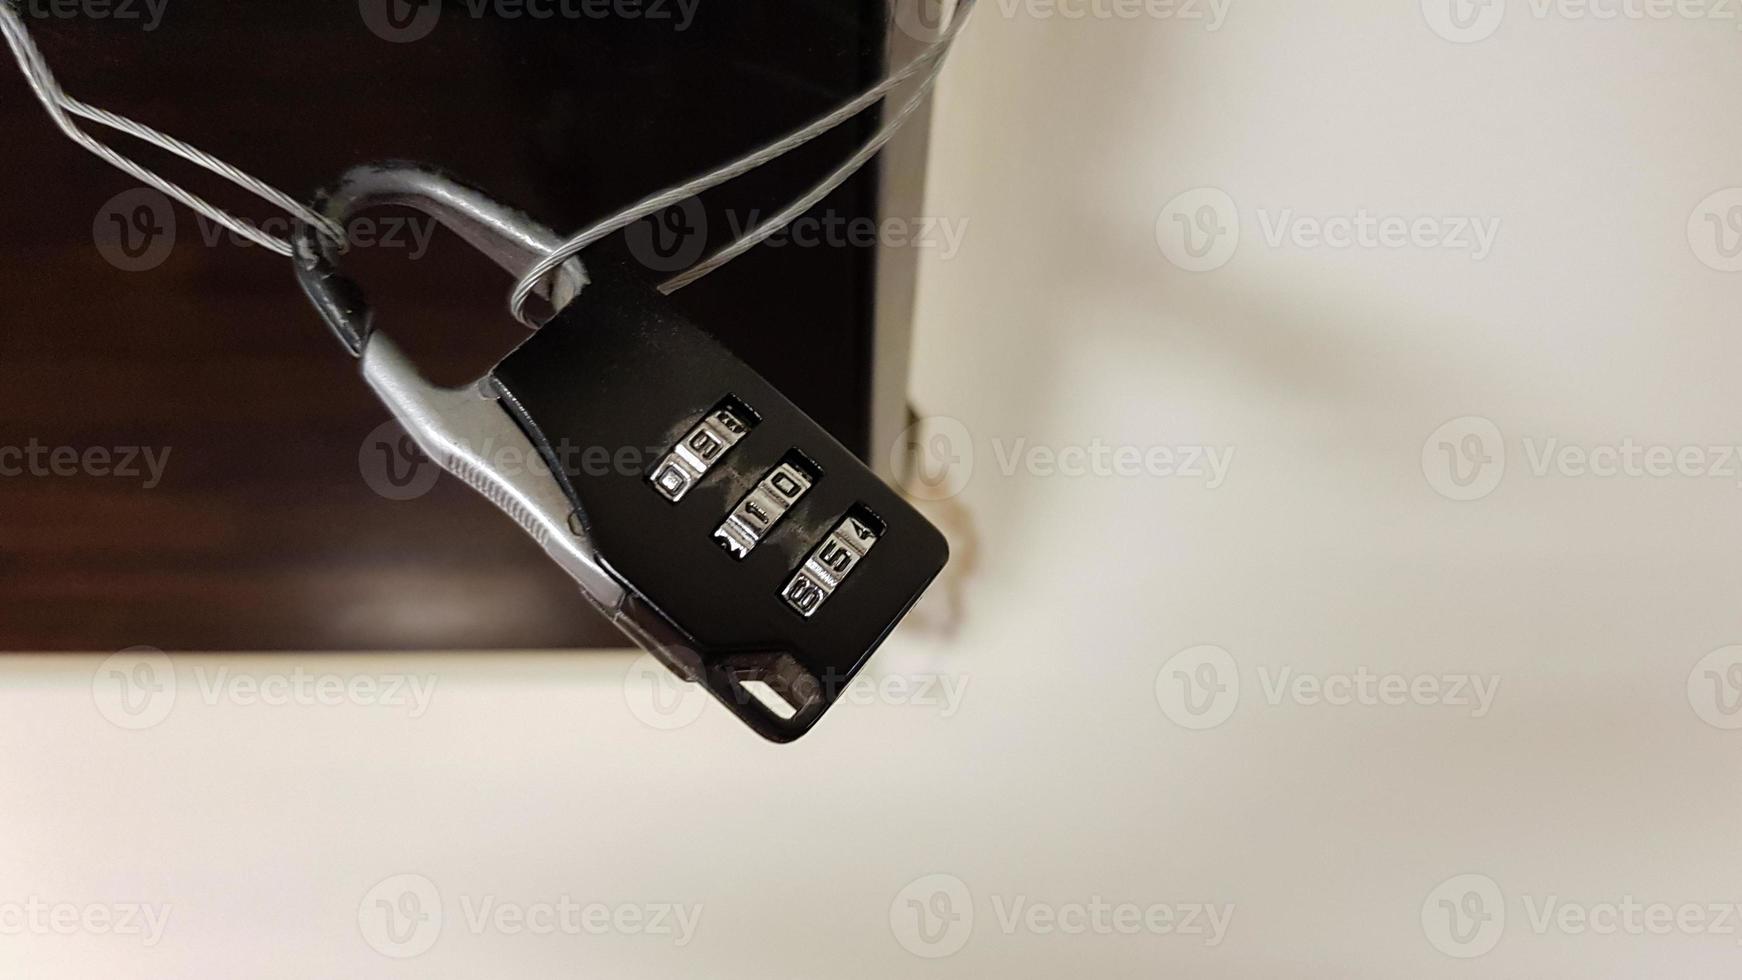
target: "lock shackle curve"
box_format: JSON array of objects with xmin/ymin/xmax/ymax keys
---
[{"xmin": 291, "ymin": 162, "xmax": 588, "ymax": 357}]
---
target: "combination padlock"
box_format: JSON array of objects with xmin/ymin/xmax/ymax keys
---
[{"xmin": 293, "ymin": 164, "xmax": 949, "ymax": 742}]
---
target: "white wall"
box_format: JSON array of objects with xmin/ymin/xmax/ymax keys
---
[{"xmin": 903, "ymin": 1, "xmax": 1742, "ymax": 975}]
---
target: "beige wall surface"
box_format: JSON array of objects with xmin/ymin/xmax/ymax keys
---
[{"xmin": 8, "ymin": 2, "xmax": 1742, "ymax": 977}]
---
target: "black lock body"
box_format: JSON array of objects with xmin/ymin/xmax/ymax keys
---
[{"xmin": 491, "ymin": 258, "xmax": 950, "ymax": 741}]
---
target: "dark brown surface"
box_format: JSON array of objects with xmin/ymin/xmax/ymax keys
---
[{"xmin": 0, "ymin": 3, "xmax": 887, "ymax": 650}]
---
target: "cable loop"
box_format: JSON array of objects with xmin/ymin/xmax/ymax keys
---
[
  {"xmin": 0, "ymin": 2, "xmax": 345, "ymax": 253},
  {"xmin": 508, "ymin": 0, "xmax": 976, "ymax": 321},
  {"xmin": 1, "ymin": 0, "xmax": 974, "ymax": 312}
]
